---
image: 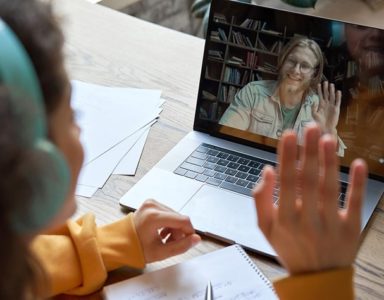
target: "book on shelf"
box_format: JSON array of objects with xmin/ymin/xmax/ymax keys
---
[
  {"xmin": 213, "ymin": 13, "xmax": 228, "ymax": 24},
  {"xmin": 246, "ymin": 52, "xmax": 258, "ymax": 68},
  {"xmin": 199, "ymin": 101, "xmax": 218, "ymax": 120},
  {"xmin": 211, "ymin": 28, "xmax": 228, "ymax": 42},
  {"xmin": 220, "ymin": 85, "xmax": 227, "ymax": 102},
  {"xmin": 232, "ymin": 31, "xmax": 253, "ymax": 48},
  {"xmin": 227, "ymin": 55, "xmax": 245, "ymax": 66},
  {"xmin": 260, "ymin": 28, "xmax": 282, "ymax": 36},
  {"xmin": 241, "ymin": 70, "xmax": 250, "ymax": 85},
  {"xmin": 202, "ymin": 90, "xmax": 217, "ymax": 100},
  {"xmin": 218, "ymin": 28, "xmax": 228, "ymax": 41},
  {"xmin": 256, "ymin": 37, "xmax": 268, "ymax": 51},
  {"xmin": 227, "ymin": 86, "xmax": 240, "ymax": 103},
  {"xmin": 239, "ymin": 18, "xmax": 261, "ymax": 30},
  {"xmin": 270, "ymin": 40, "xmax": 283, "ymax": 54},
  {"xmin": 208, "ymin": 50, "xmax": 224, "ymax": 60},
  {"xmin": 210, "ymin": 31, "xmax": 220, "ymax": 41},
  {"xmin": 220, "ymin": 85, "xmax": 240, "ymax": 103},
  {"xmin": 258, "ymin": 62, "xmax": 277, "ymax": 73},
  {"xmin": 224, "ymin": 66, "xmax": 241, "ymax": 84}
]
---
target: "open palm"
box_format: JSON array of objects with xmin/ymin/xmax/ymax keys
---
[{"xmin": 312, "ymin": 81, "xmax": 341, "ymax": 134}]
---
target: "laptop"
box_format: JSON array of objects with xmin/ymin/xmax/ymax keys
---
[{"xmin": 120, "ymin": 0, "xmax": 384, "ymax": 256}]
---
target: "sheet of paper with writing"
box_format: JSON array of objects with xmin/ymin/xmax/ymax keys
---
[{"xmin": 103, "ymin": 244, "xmax": 277, "ymax": 300}]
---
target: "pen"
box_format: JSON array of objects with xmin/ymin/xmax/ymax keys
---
[{"xmin": 205, "ymin": 281, "xmax": 214, "ymax": 300}]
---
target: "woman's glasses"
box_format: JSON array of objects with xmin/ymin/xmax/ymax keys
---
[{"xmin": 285, "ymin": 58, "xmax": 314, "ymax": 74}]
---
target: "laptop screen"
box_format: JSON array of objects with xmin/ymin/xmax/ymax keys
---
[{"xmin": 194, "ymin": 0, "xmax": 384, "ymax": 180}]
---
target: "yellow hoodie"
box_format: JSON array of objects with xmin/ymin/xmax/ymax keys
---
[{"xmin": 31, "ymin": 213, "xmax": 354, "ymax": 299}]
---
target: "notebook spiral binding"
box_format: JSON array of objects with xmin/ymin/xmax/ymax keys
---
[{"xmin": 235, "ymin": 244, "xmax": 276, "ymax": 293}]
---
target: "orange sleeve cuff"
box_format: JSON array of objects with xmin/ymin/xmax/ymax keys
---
[
  {"xmin": 97, "ymin": 213, "xmax": 146, "ymax": 271},
  {"xmin": 274, "ymin": 266, "xmax": 354, "ymax": 300}
]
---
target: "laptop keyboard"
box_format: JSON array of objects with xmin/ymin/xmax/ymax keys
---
[{"xmin": 174, "ymin": 143, "xmax": 348, "ymax": 208}]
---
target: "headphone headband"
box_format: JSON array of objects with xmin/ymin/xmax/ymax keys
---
[
  {"xmin": 0, "ymin": 18, "xmax": 70, "ymax": 233},
  {"xmin": 0, "ymin": 19, "xmax": 46, "ymax": 143}
]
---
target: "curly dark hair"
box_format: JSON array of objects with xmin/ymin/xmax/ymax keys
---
[{"xmin": 0, "ymin": 0, "xmax": 66, "ymax": 298}]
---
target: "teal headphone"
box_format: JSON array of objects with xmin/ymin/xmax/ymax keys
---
[{"xmin": 0, "ymin": 19, "xmax": 70, "ymax": 232}]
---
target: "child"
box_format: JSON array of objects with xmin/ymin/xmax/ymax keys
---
[
  {"xmin": 0, "ymin": 0, "xmax": 200, "ymax": 298},
  {"xmin": 0, "ymin": 0, "xmax": 368, "ymax": 299}
]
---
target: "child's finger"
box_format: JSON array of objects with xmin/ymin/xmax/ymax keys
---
[{"xmin": 253, "ymin": 166, "xmax": 276, "ymax": 237}]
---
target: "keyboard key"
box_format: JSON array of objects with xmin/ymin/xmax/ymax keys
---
[
  {"xmin": 206, "ymin": 177, "xmax": 222, "ymax": 186},
  {"xmin": 174, "ymin": 168, "xmax": 187, "ymax": 176},
  {"xmin": 238, "ymin": 158, "xmax": 250, "ymax": 165},
  {"xmin": 235, "ymin": 171, "xmax": 248, "ymax": 179},
  {"xmin": 203, "ymin": 169, "xmax": 215, "ymax": 177},
  {"xmin": 246, "ymin": 174, "xmax": 258, "ymax": 182},
  {"xmin": 214, "ymin": 165, "xmax": 226, "ymax": 173},
  {"xmin": 220, "ymin": 181, "xmax": 252, "ymax": 197},
  {"xmin": 196, "ymin": 174, "xmax": 208, "ymax": 182},
  {"xmin": 236, "ymin": 179, "xmax": 248, "ymax": 187},
  {"xmin": 227, "ymin": 155, "xmax": 239, "ymax": 162},
  {"xmin": 214, "ymin": 173, "xmax": 227, "ymax": 180},
  {"xmin": 225, "ymin": 168, "xmax": 237, "ymax": 176},
  {"xmin": 225, "ymin": 176, "xmax": 237, "ymax": 183},
  {"xmin": 207, "ymin": 149, "xmax": 219, "ymax": 156},
  {"xmin": 185, "ymin": 171, "xmax": 197, "ymax": 179},
  {"xmin": 207, "ymin": 156, "xmax": 219, "ymax": 163},
  {"xmin": 247, "ymin": 182, "xmax": 256, "ymax": 189},
  {"xmin": 273, "ymin": 195, "xmax": 279, "ymax": 204},
  {"xmin": 249, "ymin": 168, "xmax": 261, "ymax": 176},
  {"xmin": 217, "ymin": 152, "xmax": 229, "ymax": 159},
  {"xmin": 339, "ymin": 193, "xmax": 346, "ymax": 208},
  {"xmin": 248, "ymin": 161, "xmax": 259, "ymax": 168},
  {"xmin": 186, "ymin": 157, "xmax": 205, "ymax": 166},
  {"xmin": 180, "ymin": 162, "xmax": 204, "ymax": 174},
  {"xmin": 238, "ymin": 165, "xmax": 250, "ymax": 172},
  {"xmin": 203, "ymin": 162, "xmax": 216, "ymax": 169},
  {"xmin": 196, "ymin": 145, "xmax": 209, "ymax": 153},
  {"xmin": 191, "ymin": 151, "xmax": 208, "ymax": 160},
  {"xmin": 228, "ymin": 162, "xmax": 240, "ymax": 169},
  {"xmin": 217, "ymin": 159, "xmax": 229, "ymax": 166}
]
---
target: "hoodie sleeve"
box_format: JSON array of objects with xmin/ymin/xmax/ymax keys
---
[{"xmin": 31, "ymin": 213, "xmax": 146, "ymax": 296}]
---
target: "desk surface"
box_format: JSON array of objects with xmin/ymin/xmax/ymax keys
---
[{"xmin": 53, "ymin": 0, "xmax": 383, "ymax": 299}]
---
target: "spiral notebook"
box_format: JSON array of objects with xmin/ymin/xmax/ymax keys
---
[{"xmin": 103, "ymin": 244, "xmax": 277, "ymax": 300}]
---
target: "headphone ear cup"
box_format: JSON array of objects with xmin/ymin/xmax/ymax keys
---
[{"xmin": 13, "ymin": 140, "xmax": 70, "ymax": 232}]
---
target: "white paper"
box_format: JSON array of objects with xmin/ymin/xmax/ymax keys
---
[
  {"xmin": 78, "ymin": 121, "xmax": 155, "ymax": 188},
  {"xmin": 113, "ymin": 125, "xmax": 150, "ymax": 175},
  {"xmin": 76, "ymin": 184, "xmax": 98, "ymax": 198},
  {"xmin": 72, "ymin": 80, "xmax": 164, "ymax": 196},
  {"xmin": 71, "ymin": 80, "xmax": 162, "ymax": 164},
  {"xmin": 104, "ymin": 245, "xmax": 277, "ymax": 300}
]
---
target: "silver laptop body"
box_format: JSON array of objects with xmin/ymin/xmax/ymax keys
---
[{"xmin": 120, "ymin": 0, "xmax": 384, "ymax": 256}]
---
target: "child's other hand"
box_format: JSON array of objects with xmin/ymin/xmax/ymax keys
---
[
  {"xmin": 253, "ymin": 124, "xmax": 367, "ymax": 274},
  {"xmin": 133, "ymin": 199, "xmax": 201, "ymax": 263}
]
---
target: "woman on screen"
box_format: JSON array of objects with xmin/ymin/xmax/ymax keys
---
[{"xmin": 219, "ymin": 37, "xmax": 346, "ymax": 156}]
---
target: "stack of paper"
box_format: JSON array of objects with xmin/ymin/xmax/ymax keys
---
[{"xmin": 71, "ymin": 80, "xmax": 163, "ymax": 197}]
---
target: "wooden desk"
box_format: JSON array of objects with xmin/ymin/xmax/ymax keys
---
[{"xmin": 53, "ymin": 0, "xmax": 383, "ymax": 299}]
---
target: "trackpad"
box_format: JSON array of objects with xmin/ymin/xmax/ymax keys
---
[
  {"xmin": 180, "ymin": 184, "xmax": 257, "ymax": 240},
  {"xmin": 180, "ymin": 184, "xmax": 276, "ymax": 256}
]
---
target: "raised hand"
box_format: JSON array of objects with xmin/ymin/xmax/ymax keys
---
[
  {"xmin": 253, "ymin": 123, "xmax": 367, "ymax": 274},
  {"xmin": 133, "ymin": 199, "xmax": 201, "ymax": 263},
  {"xmin": 312, "ymin": 81, "xmax": 342, "ymax": 135}
]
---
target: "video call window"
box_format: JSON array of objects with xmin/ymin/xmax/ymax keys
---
[{"xmin": 195, "ymin": 0, "xmax": 384, "ymax": 178}]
